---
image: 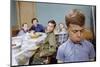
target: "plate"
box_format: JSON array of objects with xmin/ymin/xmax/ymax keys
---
[
  {"xmin": 12, "ymin": 36, "xmax": 22, "ymax": 48},
  {"xmin": 30, "ymin": 32, "xmax": 42, "ymax": 39}
]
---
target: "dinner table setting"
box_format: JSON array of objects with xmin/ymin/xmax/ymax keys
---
[{"xmin": 11, "ymin": 31, "xmax": 47, "ymax": 66}]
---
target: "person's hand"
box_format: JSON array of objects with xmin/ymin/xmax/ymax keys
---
[
  {"xmin": 29, "ymin": 30, "xmax": 35, "ymax": 36},
  {"xmin": 39, "ymin": 52, "xmax": 44, "ymax": 57},
  {"xmin": 43, "ymin": 59, "xmax": 49, "ymax": 64}
]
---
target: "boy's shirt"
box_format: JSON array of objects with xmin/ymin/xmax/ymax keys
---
[{"xmin": 56, "ymin": 38, "xmax": 95, "ymax": 62}]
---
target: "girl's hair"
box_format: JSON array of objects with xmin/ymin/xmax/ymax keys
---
[{"xmin": 31, "ymin": 18, "xmax": 39, "ymax": 24}]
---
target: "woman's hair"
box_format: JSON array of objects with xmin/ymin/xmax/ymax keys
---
[
  {"xmin": 31, "ymin": 18, "xmax": 39, "ymax": 24},
  {"xmin": 65, "ymin": 9, "xmax": 85, "ymax": 27}
]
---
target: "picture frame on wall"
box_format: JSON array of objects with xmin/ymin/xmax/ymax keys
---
[{"xmin": 11, "ymin": 0, "xmax": 96, "ymax": 67}]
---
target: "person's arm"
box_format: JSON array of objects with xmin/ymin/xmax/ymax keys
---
[
  {"xmin": 29, "ymin": 26, "xmax": 34, "ymax": 31},
  {"xmin": 48, "ymin": 33, "xmax": 57, "ymax": 55},
  {"xmin": 89, "ymin": 43, "xmax": 95, "ymax": 61},
  {"xmin": 56, "ymin": 45, "xmax": 65, "ymax": 63},
  {"xmin": 89, "ymin": 59, "xmax": 95, "ymax": 61},
  {"xmin": 17, "ymin": 30, "xmax": 24, "ymax": 36},
  {"xmin": 57, "ymin": 60, "xmax": 63, "ymax": 63},
  {"xmin": 40, "ymin": 24, "xmax": 45, "ymax": 32}
]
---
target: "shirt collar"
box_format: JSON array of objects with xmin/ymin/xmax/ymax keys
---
[{"xmin": 68, "ymin": 38, "xmax": 84, "ymax": 45}]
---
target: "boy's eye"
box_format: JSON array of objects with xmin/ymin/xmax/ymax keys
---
[
  {"xmin": 72, "ymin": 29, "xmax": 84, "ymax": 33},
  {"xmin": 72, "ymin": 30, "xmax": 78, "ymax": 33},
  {"xmin": 80, "ymin": 30, "xmax": 84, "ymax": 33}
]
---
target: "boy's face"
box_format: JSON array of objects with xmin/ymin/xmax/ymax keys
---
[
  {"xmin": 47, "ymin": 23, "xmax": 55, "ymax": 33},
  {"xmin": 68, "ymin": 24, "xmax": 84, "ymax": 43}
]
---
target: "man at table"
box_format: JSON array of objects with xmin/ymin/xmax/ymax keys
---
[
  {"xmin": 56, "ymin": 9, "xmax": 95, "ymax": 63},
  {"xmin": 30, "ymin": 20, "xmax": 57, "ymax": 64},
  {"xmin": 29, "ymin": 18, "xmax": 45, "ymax": 32}
]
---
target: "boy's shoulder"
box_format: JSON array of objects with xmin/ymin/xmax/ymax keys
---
[
  {"xmin": 58, "ymin": 39, "xmax": 70, "ymax": 50},
  {"xmin": 82, "ymin": 39, "xmax": 94, "ymax": 48}
]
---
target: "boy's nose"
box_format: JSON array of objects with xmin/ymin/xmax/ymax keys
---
[{"xmin": 77, "ymin": 31, "xmax": 81, "ymax": 37}]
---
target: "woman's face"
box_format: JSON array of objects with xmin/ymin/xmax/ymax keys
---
[
  {"xmin": 59, "ymin": 23, "xmax": 64, "ymax": 29},
  {"xmin": 32, "ymin": 20, "xmax": 38, "ymax": 27}
]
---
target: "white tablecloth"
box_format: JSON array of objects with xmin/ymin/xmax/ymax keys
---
[{"xmin": 11, "ymin": 32, "xmax": 47, "ymax": 66}]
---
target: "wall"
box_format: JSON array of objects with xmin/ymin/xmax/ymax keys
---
[
  {"xmin": 11, "ymin": 1, "xmax": 95, "ymax": 31},
  {"xmin": 18, "ymin": 1, "xmax": 36, "ymax": 27},
  {"xmin": 35, "ymin": 2, "xmax": 93, "ymax": 30},
  {"xmin": 11, "ymin": 1, "xmax": 36, "ymax": 29},
  {"xmin": 11, "ymin": 0, "xmax": 17, "ymax": 28}
]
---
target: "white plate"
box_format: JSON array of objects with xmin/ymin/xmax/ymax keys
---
[{"xmin": 12, "ymin": 36, "xmax": 22, "ymax": 48}]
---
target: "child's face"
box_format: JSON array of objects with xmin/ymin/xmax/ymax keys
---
[
  {"xmin": 23, "ymin": 24, "xmax": 28, "ymax": 31},
  {"xmin": 68, "ymin": 24, "xmax": 84, "ymax": 43}
]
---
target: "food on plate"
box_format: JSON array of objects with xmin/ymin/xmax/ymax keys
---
[{"xmin": 29, "ymin": 32, "xmax": 42, "ymax": 39}]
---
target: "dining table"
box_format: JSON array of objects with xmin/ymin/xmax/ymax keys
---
[{"xmin": 11, "ymin": 32, "xmax": 47, "ymax": 66}]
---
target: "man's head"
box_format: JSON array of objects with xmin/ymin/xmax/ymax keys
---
[
  {"xmin": 31, "ymin": 18, "xmax": 39, "ymax": 27},
  {"xmin": 22, "ymin": 23, "xmax": 28, "ymax": 31},
  {"xmin": 65, "ymin": 9, "xmax": 85, "ymax": 43},
  {"xmin": 47, "ymin": 20, "xmax": 56, "ymax": 33}
]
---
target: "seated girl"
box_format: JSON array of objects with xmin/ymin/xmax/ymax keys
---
[{"xmin": 17, "ymin": 23, "xmax": 29, "ymax": 36}]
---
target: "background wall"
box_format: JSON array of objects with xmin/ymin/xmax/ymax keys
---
[
  {"xmin": 11, "ymin": 1, "xmax": 36, "ymax": 29},
  {"xmin": 35, "ymin": 2, "xmax": 93, "ymax": 30},
  {"xmin": 11, "ymin": 1, "xmax": 95, "ymax": 34},
  {"xmin": 11, "ymin": 0, "xmax": 17, "ymax": 27}
]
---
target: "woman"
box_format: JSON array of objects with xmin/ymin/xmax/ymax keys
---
[
  {"xmin": 58, "ymin": 23, "xmax": 67, "ymax": 33},
  {"xmin": 57, "ymin": 23, "xmax": 68, "ymax": 45},
  {"xmin": 29, "ymin": 18, "xmax": 45, "ymax": 32}
]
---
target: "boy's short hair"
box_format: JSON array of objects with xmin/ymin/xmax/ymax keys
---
[
  {"xmin": 48, "ymin": 20, "xmax": 56, "ymax": 28},
  {"xmin": 65, "ymin": 9, "xmax": 85, "ymax": 27}
]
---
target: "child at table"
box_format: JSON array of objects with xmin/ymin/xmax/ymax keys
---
[{"xmin": 17, "ymin": 23, "xmax": 29, "ymax": 36}]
